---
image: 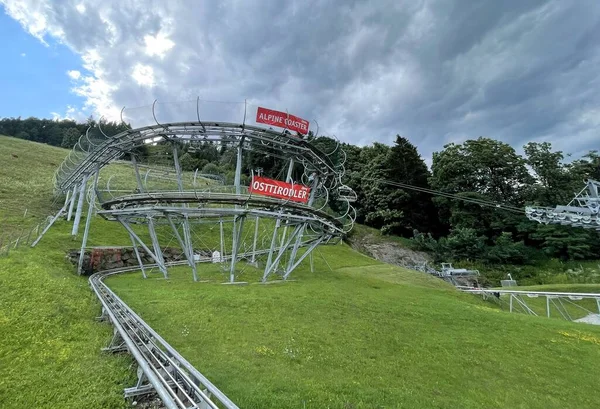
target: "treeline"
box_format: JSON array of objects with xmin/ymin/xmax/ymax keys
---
[
  {"xmin": 2, "ymin": 116, "xmax": 600, "ymax": 264},
  {"xmin": 338, "ymin": 136, "xmax": 600, "ymax": 264},
  {"xmin": 0, "ymin": 116, "xmax": 129, "ymax": 148}
]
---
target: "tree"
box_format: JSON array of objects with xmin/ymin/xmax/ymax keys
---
[
  {"xmin": 61, "ymin": 128, "xmax": 81, "ymax": 148},
  {"xmin": 384, "ymin": 135, "xmax": 440, "ymax": 236},
  {"xmin": 430, "ymin": 138, "xmax": 533, "ymax": 240},
  {"xmin": 523, "ymin": 142, "xmax": 576, "ymax": 206}
]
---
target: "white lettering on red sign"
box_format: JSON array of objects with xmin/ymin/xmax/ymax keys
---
[
  {"xmin": 256, "ymin": 107, "xmax": 310, "ymax": 135},
  {"xmin": 249, "ymin": 176, "xmax": 311, "ymax": 204}
]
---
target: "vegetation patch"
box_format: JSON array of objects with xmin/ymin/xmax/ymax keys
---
[{"xmin": 107, "ymin": 244, "xmax": 600, "ymax": 409}]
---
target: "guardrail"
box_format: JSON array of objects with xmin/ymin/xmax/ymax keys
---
[
  {"xmin": 0, "ymin": 215, "xmax": 54, "ymax": 257},
  {"xmin": 461, "ymin": 287, "xmax": 600, "ymax": 322},
  {"xmin": 90, "ymin": 265, "xmax": 239, "ymax": 409}
]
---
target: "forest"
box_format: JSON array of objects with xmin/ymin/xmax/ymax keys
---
[{"xmin": 2, "ymin": 116, "xmax": 599, "ymax": 266}]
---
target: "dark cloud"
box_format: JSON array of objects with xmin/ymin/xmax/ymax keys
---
[{"xmin": 2, "ymin": 0, "xmax": 599, "ymax": 162}]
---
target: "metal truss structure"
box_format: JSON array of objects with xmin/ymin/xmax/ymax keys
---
[
  {"xmin": 462, "ymin": 288, "xmax": 600, "ymax": 324},
  {"xmin": 34, "ymin": 104, "xmax": 356, "ymax": 284},
  {"xmin": 525, "ymin": 179, "xmax": 600, "ymax": 229}
]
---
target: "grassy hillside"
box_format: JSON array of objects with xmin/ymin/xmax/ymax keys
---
[
  {"xmin": 3, "ymin": 136, "xmax": 600, "ymax": 408},
  {"xmin": 107, "ymin": 245, "xmax": 600, "ymax": 409},
  {"xmin": 0, "ymin": 136, "xmax": 69, "ymax": 236},
  {"xmin": 0, "ymin": 137, "xmax": 136, "ymax": 408},
  {"xmin": 0, "ymin": 226, "xmax": 135, "ymax": 408}
]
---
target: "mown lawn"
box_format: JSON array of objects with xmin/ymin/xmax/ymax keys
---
[{"xmin": 107, "ymin": 244, "xmax": 600, "ymax": 409}]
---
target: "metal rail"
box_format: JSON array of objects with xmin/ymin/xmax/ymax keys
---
[
  {"xmin": 90, "ymin": 265, "xmax": 240, "ymax": 409},
  {"xmin": 462, "ymin": 288, "xmax": 600, "ymax": 321}
]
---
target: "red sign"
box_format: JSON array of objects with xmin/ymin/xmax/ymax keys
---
[
  {"xmin": 249, "ymin": 176, "xmax": 311, "ymax": 204},
  {"xmin": 256, "ymin": 107, "xmax": 310, "ymax": 135}
]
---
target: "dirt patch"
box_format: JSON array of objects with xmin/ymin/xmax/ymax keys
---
[{"xmin": 346, "ymin": 233, "xmax": 431, "ymax": 268}]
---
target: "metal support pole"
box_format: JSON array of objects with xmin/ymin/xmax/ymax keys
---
[
  {"xmin": 31, "ymin": 205, "xmax": 68, "ymax": 247},
  {"xmin": 596, "ymin": 298, "xmax": 600, "ymax": 315},
  {"xmin": 63, "ymin": 189, "xmax": 71, "ymax": 209},
  {"xmin": 308, "ymin": 175, "xmax": 320, "ymax": 206},
  {"xmin": 309, "ymin": 252, "xmax": 314, "ymax": 273},
  {"xmin": 182, "ymin": 216, "xmax": 197, "ymax": 280},
  {"xmin": 283, "ymin": 237, "xmax": 325, "ymax": 280},
  {"xmin": 229, "ymin": 216, "xmax": 246, "ymax": 283},
  {"xmin": 262, "ymin": 225, "xmax": 302, "ymax": 281},
  {"xmin": 264, "ymin": 218, "xmax": 281, "ymax": 276},
  {"xmin": 250, "ymin": 216, "xmax": 259, "ymax": 263},
  {"xmin": 72, "ymin": 174, "xmax": 89, "ymax": 236},
  {"xmin": 166, "ymin": 214, "xmax": 198, "ymax": 282},
  {"xmin": 77, "ymin": 168, "xmax": 100, "ymax": 275},
  {"xmin": 509, "ymin": 294, "xmax": 513, "ymax": 313},
  {"xmin": 219, "ymin": 219, "xmax": 225, "ymax": 261},
  {"xmin": 129, "ymin": 232, "xmax": 147, "ymax": 278},
  {"xmin": 131, "ymin": 155, "xmax": 145, "ymax": 193},
  {"xmin": 286, "ymin": 225, "xmax": 305, "ymax": 274},
  {"xmin": 286, "ymin": 159, "xmax": 294, "ymax": 182},
  {"xmin": 147, "ymin": 217, "xmax": 168, "ymax": 278},
  {"xmin": 234, "ymin": 138, "xmax": 244, "ymax": 195},
  {"xmin": 67, "ymin": 185, "xmax": 77, "ymax": 221},
  {"xmin": 271, "ymin": 224, "xmax": 288, "ymax": 274},
  {"xmin": 546, "ymin": 296, "xmax": 551, "ymax": 318},
  {"xmin": 118, "ymin": 218, "xmax": 167, "ymax": 277},
  {"xmin": 172, "ymin": 145, "xmax": 184, "ymax": 191}
]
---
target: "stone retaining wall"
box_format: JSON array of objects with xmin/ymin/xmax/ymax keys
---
[{"xmin": 67, "ymin": 247, "xmax": 212, "ymax": 275}]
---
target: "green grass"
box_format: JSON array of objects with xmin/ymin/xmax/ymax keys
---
[
  {"xmin": 488, "ymin": 284, "xmax": 600, "ymax": 321},
  {"xmin": 0, "ymin": 221, "xmax": 137, "ymax": 408},
  {"xmin": 0, "ymin": 136, "xmax": 69, "ymax": 236},
  {"xmin": 4, "ymin": 137, "xmax": 600, "ymax": 408},
  {"xmin": 0, "ymin": 137, "xmax": 139, "ymax": 408},
  {"xmin": 107, "ymin": 244, "xmax": 600, "ymax": 409}
]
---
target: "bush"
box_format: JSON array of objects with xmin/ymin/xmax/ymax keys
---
[
  {"xmin": 201, "ymin": 162, "xmax": 221, "ymax": 175},
  {"xmin": 486, "ymin": 232, "xmax": 528, "ymax": 264}
]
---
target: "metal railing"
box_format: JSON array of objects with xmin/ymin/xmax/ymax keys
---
[
  {"xmin": 90, "ymin": 265, "xmax": 240, "ymax": 409},
  {"xmin": 0, "ymin": 215, "xmax": 54, "ymax": 257}
]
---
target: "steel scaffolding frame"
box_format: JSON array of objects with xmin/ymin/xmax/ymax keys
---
[
  {"xmin": 462, "ymin": 288, "xmax": 600, "ymax": 323},
  {"xmin": 35, "ymin": 119, "xmax": 355, "ymax": 284}
]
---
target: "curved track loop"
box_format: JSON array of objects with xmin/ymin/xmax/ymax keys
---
[
  {"xmin": 55, "ymin": 122, "xmax": 337, "ymax": 193},
  {"xmin": 91, "ymin": 264, "xmax": 239, "ymax": 409}
]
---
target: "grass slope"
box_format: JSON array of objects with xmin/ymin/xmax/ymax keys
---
[
  {"xmin": 0, "ymin": 136, "xmax": 69, "ymax": 236},
  {"xmin": 107, "ymin": 245, "xmax": 600, "ymax": 409},
  {"xmin": 4, "ymin": 136, "xmax": 600, "ymax": 408},
  {"xmin": 0, "ymin": 238, "xmax": 134, "ymax": 408},
  {"xmin": 0, "ymin": 137, "xmax": 136, "ymax": 408}
]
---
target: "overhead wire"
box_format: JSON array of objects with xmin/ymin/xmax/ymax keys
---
[{"xmin": 360, "ymin": 176, "xmax": 525, "ymax": 214}]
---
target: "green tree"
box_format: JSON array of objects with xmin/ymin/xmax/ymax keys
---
[
  {"xmin": 430, "ymin": 138, "xmax": 533, "ymax": 240},
  {"xmin": 61, "ymin": 128, "xmax": 81, "ymax": 148},
  {"xmin": 383, "ymin": 135, "xmax": 440, "ymax": 236},
  {"xmin": 523, "ymin": 142, "xmax": 576, "ymax": 206}
]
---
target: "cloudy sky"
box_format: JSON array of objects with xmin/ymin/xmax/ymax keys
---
[{"xmin": 0, "ymin": 0, "xmax": 598, "ymax": 162}]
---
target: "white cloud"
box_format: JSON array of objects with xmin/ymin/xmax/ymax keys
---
[
  {"xmin": 0, "ymin": 0, "xmax": 599, "ymax": 162},
  {"xmin": 67, "ymin": 70, "xmax": 81, "ymax": 80},
  {"xmin": 50, "ymin": 105, "xmax": 81, "ymax": 121},
  {"xmin": 20, "ymin": 52, "xmax": 26, "ymax": 57},
  {"xmin": 131, "ymin": 63, "xmax": 155, "ymax": 87},
  {"xmin": 144, "ymin": 32, "xmax": 175, "ymax": 58}
]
